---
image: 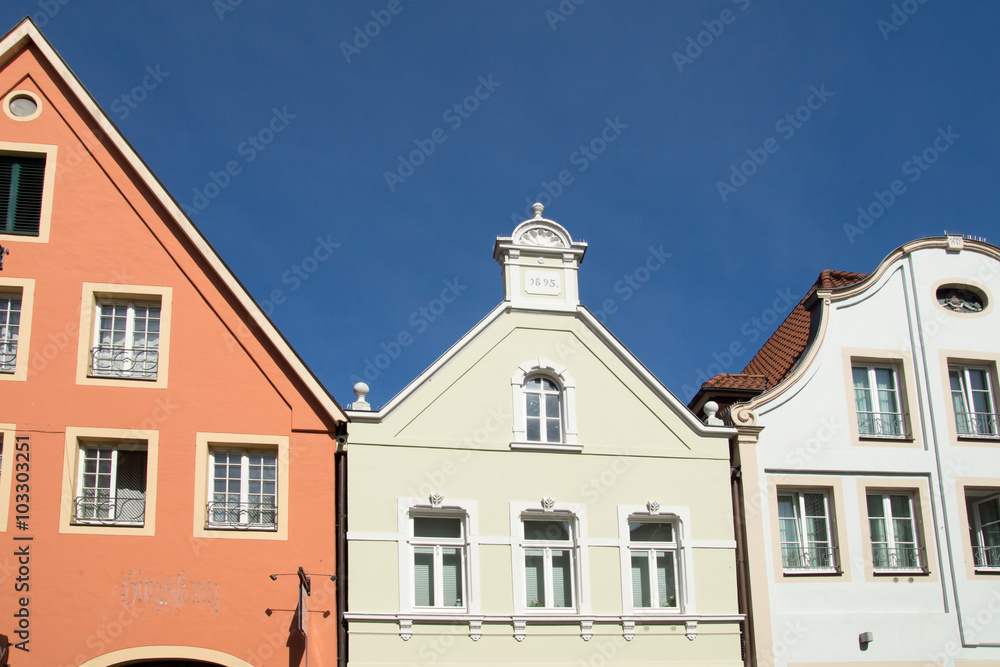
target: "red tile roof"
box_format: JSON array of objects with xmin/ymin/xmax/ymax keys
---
[{"xmin": 703, "ymin": 270, "xmax": 868, "ymax": 391}]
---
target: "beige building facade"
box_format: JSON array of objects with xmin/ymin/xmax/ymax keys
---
[{"xmin": 342, "ymin": 206, "xmax": 744, "ymax": 666}]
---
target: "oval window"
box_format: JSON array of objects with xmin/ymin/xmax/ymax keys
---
[{"xmin": 936, "ymin": 285, "xmax": 986, "ymax": 313}]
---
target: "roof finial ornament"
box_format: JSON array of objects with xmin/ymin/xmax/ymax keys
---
[{"xmin": 532, "ymin": 202, "xmax": 544, "ymax": 219}]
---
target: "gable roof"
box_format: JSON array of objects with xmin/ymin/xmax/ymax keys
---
[
  {"xmin": 691, "ymin": 270, "xmax": 867, "ymax": 405},
  {"xmin": 0, "ymin": 18, "xmax": 347, "ymax": 424}
]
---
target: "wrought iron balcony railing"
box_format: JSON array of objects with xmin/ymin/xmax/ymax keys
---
[
  {"xmin": 871, "ymin": 545, "xmax": 924, "ymax": 571},
  {"xmin": 781, "ymin": 545, "xmax": 838, "ymax": 571},
  {"xmin": 90, "ymin": 345, "xmax": 158, "ymax": 379},
  {"xmin": 0, "ymin": 341, "xmax": 16, "ymax": 373},
  {"xmin": 974, "ymin": 544, "xmax": 1000, "ymax": 570},
  {"xmin": 857, "ymin": 411, "xmax": 909, "ymax": 438},
  {"xmin": 72, "ymin": 495, "xmax": 145, "ymax": 526},
  {"xmin": 956, "ymin": 412, "xmax": 1000, "ymax": 438},
  {"xmin": 206, "ymin": 500, "xmax": 278, "ymax": 530}
]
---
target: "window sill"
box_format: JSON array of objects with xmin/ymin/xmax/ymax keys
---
[
  {"xmin": 510, "ymin": 441, "xmax": 583, "ymax": 453},
  {"xmin": 858, "ymin": 434, "xmax": 913, "ymax": 442},
  {"xmin": 781, "ymin": 568, "xmax": 842, "ymax": 576},
  {"xmin": 205, "ymin": 524, "xmax": 278, "ymax": 532},
  {"xmin": 71, "ymin": 521, "xmax": 144, "ymax": 528},
  {"xmin": 88, "ymin": 373, "xmax": 158, "ymax": 382},
  {"xmin": 872, "ymin": 568, "xmax": 927, "ymax": 576},
  {"xmin": 973, "ymin": 567, "xmax": 1000, "ymax": 574},
  {"xmin": 957, "ymin": 434, "xmax": 1000, "ymax": 442}
]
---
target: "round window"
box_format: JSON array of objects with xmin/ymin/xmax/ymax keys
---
[{"xmin": 8, "ymin": 95, "xmax": 38, "ymax": 118}]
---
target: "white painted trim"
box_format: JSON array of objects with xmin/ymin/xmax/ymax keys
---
[
  {"xmin": 0, "ymin": 20, "xmax": 346, "ymax": 423},
  {"xmin": 510, "ymin": 500, "xmax": 590, "ymax": 615},
  {"xmin": 347, "ymin": 531, "xmax": 399, "ymax": 541},
  {"xmin": 510, "ymin": 358, "xmax": 578, "ymax": 446},
  {"xmin": 616, "ymin": 505, "xmax": 696, "ymax": 616},
  {"xmin": 397, "ymin": 497, "xmax": 481, "ymax": 615}
]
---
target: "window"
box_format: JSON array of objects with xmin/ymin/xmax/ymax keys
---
[
  {"xmin": 90, "ymin": 300, "xmax": 160, "ymax": 380},
  {"xmin": 207, "ymin": 448, "xmax": 277, "ymax": 530},
  {"xmin": 950, "ymin": 366, "xmax": 998, "ymax": 438},
  {"xmin": 968, "ymin": 493, "xmax": 1000, "ymax": 571},
  {"xmin": 0, "ymin": 293, "xmax": 20, "ymax": 373},
  {"xmin": 72, "ymin": 444, "xmax": 147, "ymax": 526},
  {"xmin": 411, "ymin": 515, "xmax": 467, "ymax": 609},
  {"xmin": 511, "ymin": 359, "xmax": 578, "ymax": 450},
  {"xmin": 0, "ymin": 155, "xmax": 45, "ymax": 236},
  {"xmin": 522, "ymin": 517, "xmax": 576, "ymax": 609},
  {"xmin": 853, "ymin": 364, "xmax": 907, "ymax": 438},
  {"xmin": 629, "ymin": 521, "xmax": 679, "ymax": 609},
  {"xmin": 867, "ymin": 493, "xmax": 922, "ymax": 571},
  {"xmin": 525, "ymin": 375, "xmax": 562, "ymax": 443},
  {"xmin": 777, "ymin": 491, "xmax": 836, "ymax": 572}
]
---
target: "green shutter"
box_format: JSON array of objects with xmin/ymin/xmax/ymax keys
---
[{"xmin": 0, "ymin": 155, "xmax": 45, "ymax": 236}]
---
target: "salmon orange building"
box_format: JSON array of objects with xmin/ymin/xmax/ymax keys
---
[{"xmin": 0, "ymin": 18, "xmax": 347, "ymax": 667}]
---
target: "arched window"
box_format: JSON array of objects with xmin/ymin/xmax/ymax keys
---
[
  {"xmin": 511, "ymin": 359, "xmax": 578, "ymax": 451},
  {"xmin": 524, "ymin": 375, "xmax": 562, "ymax": 443}
]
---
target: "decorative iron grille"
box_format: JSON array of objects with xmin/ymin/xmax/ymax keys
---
[
  {"xmin": 857, "ymin": 411, "xmax": 908, "ymax": 438},
  {"xmin": 90, "ymin": 345, "xmax": 158, "ymax": 379},
  {"xmin": 206, "ymin": 501, "xmax": 278, "ymax": 530},
  {"xmin": 780, "ymin": 545, "xmax": 838, "ymax": 571},
  {"xmin": 956, "ymin": 412, "xmax": 999, "ymax": 438},
  {"xmin": 871, "ymin": 546, "xmax": 924, "ymax": 571}
]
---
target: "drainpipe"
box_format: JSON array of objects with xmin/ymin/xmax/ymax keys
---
[{"xmin": 336, "ymin": 438, "xmax": 349, "ymax": 667}]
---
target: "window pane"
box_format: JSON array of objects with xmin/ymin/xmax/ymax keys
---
[
  {"xmin": 414, "ymin": 517, "xmax": 462, "ymax": 539},
  {"xmin": 545, "ymin": 395, "xmax": 560, "ymax": 418},
  {"xmin": 441, "ymin": 548, "xmax": 463, "ymax": 607},
  {"xmin": 980, "ymin": 498, "xmax": 1000, "ymax": 526},
  {"xmin": 551, "ymin": 549, "xmax": 573, "ymax": 608},
  {"xmin": 657, "ymin": 551, "xmax": 677, "ymax": 607},
  {"xmin": 413, "ymin": 548, "xmax": 434, "ymax": 607},
  {"xmin": 524, "ymin": 520, "xmax": 570, "ymax": 541},
  {"xmin": 525, "ymin": 550, "xmax": 545, "ymax": 607},
  {"xmin": 629, "ymin": 522, "xmax": 673, "ymax": 542},
  {"xmin": 526, "ymin": 394, "xmax": 540, "ymax": 417},
  {"xmin": 526, "ymin": 418, "xmax": 540, "ymax": 441},
  {"xmin": 631, "ymin": 553, "xmax": 651, "ymax": 608},
  {"xmin": 545, "ymin": 418, "xmax": 561, "ymax": 443},
  {"xmin": 541, "ymin": 378, "xmax": 557, "ymax": 391}
]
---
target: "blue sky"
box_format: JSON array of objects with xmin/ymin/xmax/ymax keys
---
[{"xmin": 4, "ymin": 1, "xmax": 998, "ymax": 408}]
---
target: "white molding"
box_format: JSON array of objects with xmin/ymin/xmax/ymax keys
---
[
  {"xmin": 397, "ymin": 497, "xmax": 481, "ymax": 615},
  {"xmin": 346, "ymin": 531, "xmax": 399, "ymax": 542},
  {"xmin": 616, "ymin": 504, "xmax": 696, "ymax": 616},
  {"xmin": 510, "ymin": 500, "xmax": 590, "ymax": 616},
  {"xmin": 510, "ymin": 358, "xmax": 578, "ymax": 446}
]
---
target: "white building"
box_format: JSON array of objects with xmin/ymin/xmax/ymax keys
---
[
  {"xmin": 342, "ymin": 205, "xmax": 744, "ymax": 666},
  {"xmin": 693, "ymin": 236, "xmax": 1000, "ymax": 666}
]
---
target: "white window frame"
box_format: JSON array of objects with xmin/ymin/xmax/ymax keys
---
[
  {"xmin": 950, "ymin": 365, "xmax": 998, "ymax": 438},
  {"xmin": 0, "ymin": 279, "xmax": 33, "ymax": 382},
  {"xmin": 970, "ymin": 493, "xmax": 1000, "ymax": 571},
  {"xmin": 73, "ymin": 444, "xmax": 148, "ymax": 527},
  {"xmin": 410, "ymin": 513, "xmax": 469, "ymax": 611},
  {"xmin": 91, "ymin": 298, "xmax": 161, "ymax": 380},
  {"xmin": 511, "ymin": 500, "xmax": 589, "ymax": 615},
  {"xmin": 0, "ymin": 293, "xmax": 21, "ymax": 374},
  {"xmin": 510, "ymin": 358, "xmax": 579, "ymax": 451},
  {"xmin": 852, "ymin": 363, "xmax": 908, "ymax": 438},
  {"xmin": 777, "ymin": 490, "xmax": 837, "ymax": 573},
  {"xmin": 397, "ymin": 498, "xmax": 480, "ymax": 615},
  {"xmin": 867, "ymin": 492, "xmax": 923, "ymax": 573},
  {"xmin": 617, "ymin": 505, "xmax": 693, "ymax": 615},
  {"xmin": 206, "ymin": 448, "xmax": 278, "ymax": 531}
]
